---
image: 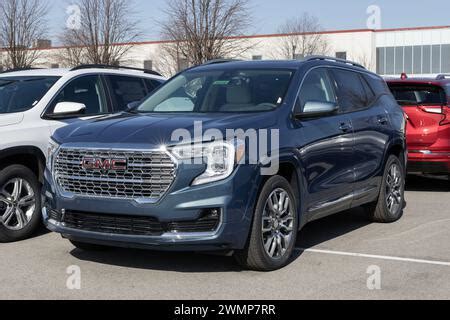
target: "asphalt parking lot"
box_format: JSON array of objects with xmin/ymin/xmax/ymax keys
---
[{"xmin": 0, "ymin": 175, "xmax": 449, "ymax": 300}]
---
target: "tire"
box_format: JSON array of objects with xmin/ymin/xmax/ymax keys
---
[
  {"xmin": 234, "ymin": 176, "xmax": 299, "ymax": 271},
  {"xmin": 366, "ymin": 155, "xmax": 405, "ymax": 223},
  {"xmin": 70, "ymin": 240, "xmax": 110, "ymax": 251},
  {"xmin": 0, "ymin": 165, "xmax": 42, "ymax": 243}
]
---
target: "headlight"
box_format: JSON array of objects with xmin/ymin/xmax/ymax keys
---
[
  {"xmin": 46, "ymin": 139, "xmax": 60, "ymax": 170},
  {"xmin": 171, "ymin": 140, "xmax": 245, "ymax": 186}
]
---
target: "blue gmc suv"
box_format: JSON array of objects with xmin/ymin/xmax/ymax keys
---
[{"xmin": 43, "ymin": 57, "xmax": 407, "ymax": 271}]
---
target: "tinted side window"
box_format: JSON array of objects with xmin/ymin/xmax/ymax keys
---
[
  {"xmin": 363, "ymin": 73, "xmax": 390, "ymax": 96},
  {"xmin": 331, "ymin": 69, "xmax": 367, "ymax": 112},
  {"xmin": 360, "ymin": 76, "xmax": 375, "ymax": 104},
  {"xmin": 145, "ymin": 79, "xmax": 163, "ymax": 92},
  {"xmin": 296, "ymin": 68, "xmax": 336, "ymax": 113},
  {"xmin": 108, "ymin": 75, "xmax": 148, "ymax": 111},
  {"xmin": 48, "ymin": 75, "xmax": 108, "ymax": 116}
]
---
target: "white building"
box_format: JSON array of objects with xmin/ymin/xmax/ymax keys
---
[{"xmin": 2, "ymin": 25, "xmax": 450, "ymax": 77}]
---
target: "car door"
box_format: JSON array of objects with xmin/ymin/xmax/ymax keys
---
[
  {"xmin": 330, "ymin": 69, "xmax": 390, "ymax": 207},
  {"xmin": 44, "ymin": 75, "xmax": 111, "ymax": 134},
  {"xmin": 294, "ymin": 67, "xmax": 355, "ymax": 221},
  {"xmin": 105, "ymin": 75, "xmax": 162, "ymax": 112}
]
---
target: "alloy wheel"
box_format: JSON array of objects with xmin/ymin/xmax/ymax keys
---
[
  {"xmin": 0, "ymin": 178, "xmax": 36, "ymax": 231},
  {"xmin": 385, "ymin": 163, "xmax": 403, "ymax": 215},
  {"xmin": 261, "ymin": 188, "xmax": 295, "ymax": 259}
]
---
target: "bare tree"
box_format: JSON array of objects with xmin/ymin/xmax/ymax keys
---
[
  {"xmin": 58, "ymin": 0, "xmax": 140, "ymax": 66},
  {"xmin": 0, "ymin": 0, "xmax": 48, "ymax": 69},
  {"xmin": 159, "ymin": 0, "xmax": 253, "ymax": 73},
  {"xmin": 276, "ymin": 13, "xmax": 330, "ymax": 60}
]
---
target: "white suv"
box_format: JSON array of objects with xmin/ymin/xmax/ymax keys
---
[{"xmin": 0, "ymin": 65, "xmax": 165, "ymax": 242}]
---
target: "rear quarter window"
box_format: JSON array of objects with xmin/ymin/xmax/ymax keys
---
[{"xmin": 363, "ymin": 73, "xmax": 390, "ymax": 96}]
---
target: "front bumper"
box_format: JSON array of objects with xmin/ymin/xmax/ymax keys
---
[{"xmin": 42, "ymin": 163, "xmax": 261, "ymax": 252}]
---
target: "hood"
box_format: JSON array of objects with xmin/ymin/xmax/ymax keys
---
[
  {"xmin": 0, "ymin": 113, "xmax": 24, "ymax": 128},
  {"xmin": 53, "ymin": 112, "xmax": 279, "ymax": 147}
]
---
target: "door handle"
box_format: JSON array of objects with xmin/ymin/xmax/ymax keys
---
[
  {"xmin": 377, "ymin": 116, "xmax": 389, "ymax": 125},
  {"xmin": 339, "ymin": 122, "xmax": 352, "ymax": 132}
]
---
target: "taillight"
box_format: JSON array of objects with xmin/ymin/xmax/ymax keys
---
[
  {"xmin": 418, "ymin": 106, "xmax": 443, "ymax": 114},
  {"xmin": 441, "ymin": 106, "xmax": 450, "ymax": 126},
  {"xmin": 418, "ymin": 105, "xmax": 450, "ymax": 126}
]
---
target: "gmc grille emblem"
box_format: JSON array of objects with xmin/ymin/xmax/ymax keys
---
[{"xmin": 81, "ymin": 158, "xmax": 128, "ymax": 172}]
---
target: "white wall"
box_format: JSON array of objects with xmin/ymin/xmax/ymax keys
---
[{"xmin": 3, "ymin": 26, "xmax": 450, "ymax": 78}]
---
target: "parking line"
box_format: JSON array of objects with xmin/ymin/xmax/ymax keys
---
[{"xmin": 299, "ymin": 248, "xmax": 450, "ymax": 267}]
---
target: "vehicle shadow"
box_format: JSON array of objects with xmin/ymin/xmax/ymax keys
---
[
  {"xmin": 406, "ymin": 174, "xmax": 450, "ymax": 192},
  {"xmin": 70, "ymin": 208, "xmax": 371, "ymax": 273}
]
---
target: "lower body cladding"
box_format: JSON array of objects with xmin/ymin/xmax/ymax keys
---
[{"xmin": 42, "ymin": 166, "xmax": 259, "ymax": 252}]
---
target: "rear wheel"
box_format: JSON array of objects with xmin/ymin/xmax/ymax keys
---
[
  {"xmin": 234, "ymin": 176, "xmax": 298, "ymax": 271},
  {"xmin": 0, "ymin": 165, "xmax": 41, "ymax": 243},
  {"xmin": 366, "ymin": 155, "xmax": 405, "ymax": 223}
]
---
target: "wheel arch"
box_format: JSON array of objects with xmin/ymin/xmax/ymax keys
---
[
  {"xmin": 0, "ymin": 146, "xmax": 46, "ymax": 184},
  {"xmin": 257, "ymin": 153, "xmax": 307, "ymax": 229}
]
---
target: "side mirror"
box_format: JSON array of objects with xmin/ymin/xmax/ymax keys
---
[
  {"xmin": 126, "ymin": 101, "xmax": 141, "ymax": 111},
  {"xmin": 52, "ymin": 102, "xmax": 86, "ymax": 117},
  {"xmin": 295, "ymin": 101, "xmax": 338, "ymax": 119}
]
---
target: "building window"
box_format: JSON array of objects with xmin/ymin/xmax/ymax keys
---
[
  {"xmin": 252, "ymin": 55, "xmax": 262, "ymax": 60},
  {"xmin": 385, "ymin": 47, "xmax": 395, "ymax": 75},
  {"xmin": 377, "ymin": 44, "xmax": 450, "ymax": 75},
  {"xmin": 336, "ymin": 52, "xmax": 347, "ymax": 60},
  {"xmin": 394, "ymin": 47, "xmax": 404, "ymax": 74},
  {"xmin": 404, "ymin": 46, "xmax": 413, "ymax": 74},
  {"xmin": 442, "ymin": 44, "xmax": 450, "ymax": 73},
  {"xmin": 376, "ymin": 47, "xmax": 385, "ymax": 74},
  {"xmin": 432, "ymin": 45, "xmax": 441, "ymax": 74},
  {"xmin": 144, "ymin": 60, "xmax": 153, "ymax": 70},
  {"xmin": 422, "ymin": 45, "xmax": 431, "ymax": 74},
  {"xmin": 51, "ymin": 64, "xmax": 59, "ymax": 69},
  {"xmin": 413, "ymin": 46, "xmax": 422, "ymax": 74}
]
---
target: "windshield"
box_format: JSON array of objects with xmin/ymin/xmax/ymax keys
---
[
  {"xmin": 0, "ymin": 76, "xmax": 60, "ymax": 114},
  {"xmin": 137, "ymin": 69, "xmax": 294, "ymax": 113},
  {"xmin": 389, "ymin": 84, "xmax": 446, "ymax": 106}
]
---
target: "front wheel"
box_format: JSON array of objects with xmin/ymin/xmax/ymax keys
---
[
  {"xmin": 0, "ymin": 165, "xmax": 41, "ymax": 243},
  {"xmin": 366, "ymin": 155, "xmax": 405, "ymax": 223},
  {"xmin": 234, "ymin": 176, "xmax": 299, "ymax": 271}
]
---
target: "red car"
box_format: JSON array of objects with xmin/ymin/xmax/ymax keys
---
[{"xmin": 387, "ymin": 74, "xmax": 450, "ymax": 177}]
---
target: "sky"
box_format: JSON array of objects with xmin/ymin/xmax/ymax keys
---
[{"xmin": 46, "ymin": 0, "xmax": 450, "ymax": 43}]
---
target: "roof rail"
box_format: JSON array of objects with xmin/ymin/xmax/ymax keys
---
[
  {"xmin": 306, "ymin": 55, "xmax": 366, "ymax": 69},
  {"xmin": 0, "ymin": 67, "xmax": 42, "ymax": 74},
  {"xmin": 436, "ymin": 74, "xmax": 450, "ymax": 80},
  {"xmin": 202, "ymin": 59, "xmax": 242, "ymax": 66},
  {"xmin": 70, "ymin": 64, "xmax": 163, "ymax": 77}
]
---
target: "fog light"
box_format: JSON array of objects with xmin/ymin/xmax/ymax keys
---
[{"xmin": 200, "ymin": 208, "xmax": 220, "ymax": 220}]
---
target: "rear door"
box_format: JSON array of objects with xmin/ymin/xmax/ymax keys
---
[
  {"xmin": 388, "ymin": 83, "xmax": 446, "ymax": 148},
  {"xmin": 330, "ymin": 69, "xmax": 390, "ymax": 206}
]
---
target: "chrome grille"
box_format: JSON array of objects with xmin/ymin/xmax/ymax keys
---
[{"xmin": 54, "ymin": 148, "xmax": 176, "ymax": 200}]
